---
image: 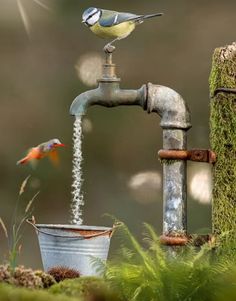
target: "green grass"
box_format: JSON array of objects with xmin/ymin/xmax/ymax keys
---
[{"xmin": 0, "ymin": 176, "xmax": 39, "ymax": 270}]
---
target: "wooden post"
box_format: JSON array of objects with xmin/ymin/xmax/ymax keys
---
[{"xmin": 209, "ymin": 42, "xmax": 236, "ymax": 238}]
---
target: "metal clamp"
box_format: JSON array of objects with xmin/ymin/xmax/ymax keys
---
[
  {"xmin": 160, "ymin": 234, "xmax": 214, "ymax": 247},
  {"xmin": 160, "ymin": 234, "xmax": 188, "ymax": 246},
  {"xmin": 158, "ymin": 149, "xmax": 216, "ymax": 163}
]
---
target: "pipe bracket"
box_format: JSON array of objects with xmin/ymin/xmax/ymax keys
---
[
  {"xmin": 160, "ymin": 234, "xmax": 215, "ymax": 247},
  {"xmin": 158, "ymin": 149, "xmax": 216, "ymax": 164},
  {"xmin": 160, "ymin": 234, "xmax": 188, "ymax": 246}
]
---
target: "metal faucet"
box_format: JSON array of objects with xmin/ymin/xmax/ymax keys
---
[
  {"xmin": 70, "ymin": 49, "xmax": 191, "ymax": 241},
  {"xmin": 70, "ymin": 52, "xmax": 146, "ymax": 116}
]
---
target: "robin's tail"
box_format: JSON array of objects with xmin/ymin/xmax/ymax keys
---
[{"xmin": 17, "ymin": 156, "xmax": 29, "ymax": 165}]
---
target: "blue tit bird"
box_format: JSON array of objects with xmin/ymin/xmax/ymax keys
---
[{"xmin": 82, "ymin": 7, "xmax": 163, "ymax": 52}]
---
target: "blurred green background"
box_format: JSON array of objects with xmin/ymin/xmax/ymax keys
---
[{"xmin": 0, "ymin": 0, "xmax": 235, "ymax": 268}]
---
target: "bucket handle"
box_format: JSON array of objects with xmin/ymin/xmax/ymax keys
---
[{"xmin": 26, "ymin": 219, "xmax": 116, "ymax": 240}]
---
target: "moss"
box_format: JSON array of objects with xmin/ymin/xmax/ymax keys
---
[
  {"xmin": 209, "ymin": 43, "xmax": 236, "ymax": 96},
  {"xmin": 209, "ymin": 42, "xmax": 236, "ymax": 242},
  {"xmin": 0, "ymin": 265, "xmax": 42, "ymax": 289},
  {"xmin": 34, "ymin": 270, "xmax": 56, "ymax": 288},
  {"xmin": 0, "ymin": 265, "xmax": 55, "ymax": 289},
  {"xmin": 49, "ymin": 277, "xmax": 120, "ymax": 301},
  {"xmin": 0, "ymin": 283, "xmax": 78, "ymax": 301}
]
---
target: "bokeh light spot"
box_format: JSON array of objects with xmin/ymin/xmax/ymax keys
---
[
  {"xmin": 82, "ymin": 118, "xmax": 93, "ymax": 133},
  {"xmin": 128, "ymin": 171, "xmax": 161, "ymax": 204},
  {"xmin": 75, "ymin": 53, "xmax": 103, "ymax": 87},
  {"xmin": 190, "ymin": 168, "xmax": 212, "ymax": 204}
]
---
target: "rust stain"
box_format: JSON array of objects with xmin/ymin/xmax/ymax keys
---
[{"xmin": 65, "ymin": 228, "xmax": 113, "ymax": 239}]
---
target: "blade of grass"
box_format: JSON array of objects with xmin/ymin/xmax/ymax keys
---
[
  {"xmin": 19, "ymin": 175, "xmax": 31, "ymax": 196},
  {"xmin": 11, "ymin": 175, "xmax": 31, "ymax": 235},
  {"xmin": 25, "ymin": 191, "xmax": 40, "ymax": 213},
  {"xmin": 0, "ymin": 218, "xmax": 8, "ymax": 239},
  {"xmin": 15, "ymin": 191, "xmax": 39, "ymax": 237}
]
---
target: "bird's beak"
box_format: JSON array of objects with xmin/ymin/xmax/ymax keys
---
[
  {"xmin": 55, "ymin": 143, "xmax": 66, "ymax": 147},
  {"xmin": 81, "ymin": 20, "xmax": 85, "ymax": 23}
]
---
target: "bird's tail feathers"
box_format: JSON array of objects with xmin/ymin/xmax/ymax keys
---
[
  {"xmin": 142, "ymin": 12, "xmax": 163, "ymax": 19},
  {"xmin": 16, "ymin": 157, "xmax": 28, "ymax": 165},
  {"xmin": 131, "ymin": 12, "xmax": 163, "ymax": 23}
]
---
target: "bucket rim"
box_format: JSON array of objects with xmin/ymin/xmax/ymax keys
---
[{"xmin": 35, "ymin": 224, "xmax": 113, "ymax": 231}]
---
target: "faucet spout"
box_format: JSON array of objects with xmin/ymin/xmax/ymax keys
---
[
  {"xmin": 70, "ymin": 81, "xmax": 147, "ymax": 116},
  {"xmin": 70, "ymin": 88, "xmax": 99, "ymax": 116}
]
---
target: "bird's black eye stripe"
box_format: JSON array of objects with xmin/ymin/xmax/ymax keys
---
[{"xmin": 86, "ymin": 11, "xmax": 99, "ymax": 21}]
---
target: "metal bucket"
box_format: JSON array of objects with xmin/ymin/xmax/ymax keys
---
[{"xmin": 28, "ymin": 221, "xmax": 113, "ymax": 276}]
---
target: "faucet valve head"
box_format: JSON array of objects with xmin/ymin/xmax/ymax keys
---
[{"xmin": 99, "ymin": 51, "xmax": 120, "ymax": 83}]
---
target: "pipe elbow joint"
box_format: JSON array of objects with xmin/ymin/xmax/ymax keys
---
[{"xmin": 146, "ymin": 83, "xmax": 191, "ymax": 130}]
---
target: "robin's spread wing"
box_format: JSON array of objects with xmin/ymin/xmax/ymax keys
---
[
  {"xmin": 49, "ymin": 150, "xmax": 59, "ymax": 166},
  {"xmin": 99, "ymin": 10, "xmax": 142, "ymax": 27},
  {"xmin": 28, "ymin": 147, "xmax": 42, "ymax": 159}
]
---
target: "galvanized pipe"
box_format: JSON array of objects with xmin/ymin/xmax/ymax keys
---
[
  {"xmin": 162, "ymin": 129, "xmax": 187, "ymax": 234},
  {"xmin": 146, "ymin": 84, "xmax": 191, "ymax": 236},
  {"xmin": 70, "ymin": 54, "xmax": 191, "ymax": 237}
]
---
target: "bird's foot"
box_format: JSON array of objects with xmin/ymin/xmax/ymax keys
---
[{"xmin": 103, "ymin": 43, "xmax": 116, "ymax": 54}]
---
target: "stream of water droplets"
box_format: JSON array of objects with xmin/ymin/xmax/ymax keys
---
[{"xmin": 71, "ymin": 116, "xmax": 84, "ymax": 225}]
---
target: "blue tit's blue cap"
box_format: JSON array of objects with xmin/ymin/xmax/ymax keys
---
[{"xmin": 82, "ymin": 7, "xmax": 99, "ymax": 22}]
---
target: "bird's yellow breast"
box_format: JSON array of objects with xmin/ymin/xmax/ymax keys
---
[{"xmin": 90, "ymin": 21, "xmax": 136, "ymax": 39}]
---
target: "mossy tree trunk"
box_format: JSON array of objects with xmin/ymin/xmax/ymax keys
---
[{"xmin": 209, "ymin": 42, "xmax": 236, "ymax": 238}]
